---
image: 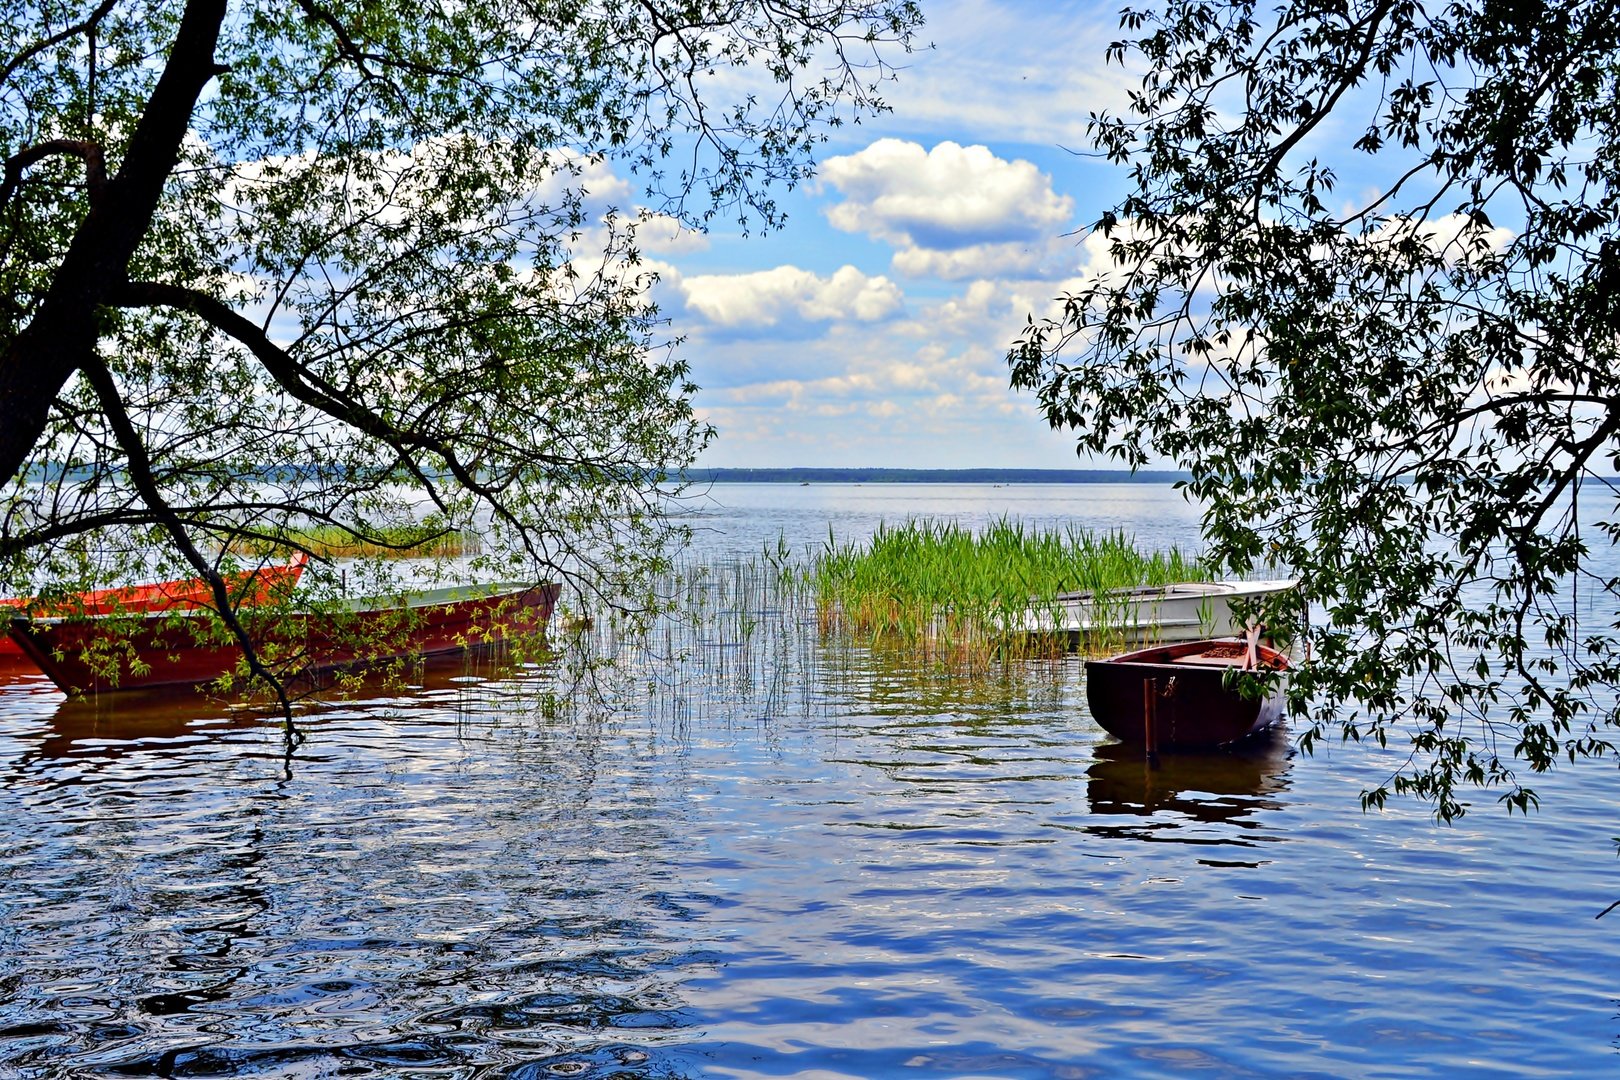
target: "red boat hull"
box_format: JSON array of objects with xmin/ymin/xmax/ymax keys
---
[
  {"xmin": 1084, "ymin": 637, "xmax": 1290, "ymax": 747},
  {"xmin": 0, "ymin": 558, "xmax": 307, "ymax": 660},
  {"xmin": 7, "ymin": 581, "xmax": 559, "ymax": 694}
]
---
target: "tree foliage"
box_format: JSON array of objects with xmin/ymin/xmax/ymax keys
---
[
  {"xmin": 1010, "ymin": 0, "xmax": 1620, "ymax": 818},
  {"xmin": 0, "ymin": 0, "xmax": 919, "ymax": 699}
]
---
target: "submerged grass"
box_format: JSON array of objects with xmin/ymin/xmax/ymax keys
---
[{"xmin": 807, "ymin": 517, "xmax": 1206, "ymax": 665}]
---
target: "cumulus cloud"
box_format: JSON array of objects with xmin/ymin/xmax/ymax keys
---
[
  {"xmin": 679, "ymin": 270, "xmax": 1100, "ymax": 468},
  {"xmin": 818, "ymin": 139, "xmax": 1074, "ymax": 279},
  {"xmin": 1362, "ymin": 212, "xmax": 1516, "ymax": 264},
  {"xmin": 522, "ymin": 148, "xmax": 633, "ymax": 210},
  {"xmin": 634, "ymin": 212, "xmax": 710, "ymax": 255},
  {"xmin": 694, "ymin": 294, "xmax": 1032, "ymax": 425},
  {"xmin": 672, "ymin": 264, "xmax": 903, "ymax": 334}
]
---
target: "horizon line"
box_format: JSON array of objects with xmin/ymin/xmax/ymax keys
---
[{"xmin": 683, "ymin": 467, "xmax": 1190, "ymax": 483}]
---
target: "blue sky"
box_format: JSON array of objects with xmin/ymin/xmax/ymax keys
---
[
  {"xmin": 631, "ymin": 0, "xmax": 1135, "ymax": 471},
  {"xmin": 607, "ymin": 0, "xmax": 1500, "ymax": 472}
]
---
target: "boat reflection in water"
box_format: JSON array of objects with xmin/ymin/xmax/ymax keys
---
[
  {"xmin": 0, "ymin": 649, "xmax": 41, "ymax": 681},
  {"xmin": 3, "ymin": 647, "xmax": 542, "ymax": 773},
  {"xmin": 1083, "ymin": 727, "xmax": 1294, "ymax": 854}
]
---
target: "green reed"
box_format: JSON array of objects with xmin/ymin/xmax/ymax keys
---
[
  {"xmin": 539, "ymin": 525, "xmax": 1206, "ymax": 728},
  {"xmin": 551, "ymin": 539, "xmax": 1073, "ymax": 732},
  {"xmin": 806, "ymin": 518, "xmax": 1206, "ymax": 663},
  {"xmin": 253, "ymin": 524, "xmax": 481, "ymax": 561}
]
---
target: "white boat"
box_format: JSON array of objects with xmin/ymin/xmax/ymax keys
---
[{"xmin": 1015, "ymin": 579, "xmax": 1299, "ymax": 644}]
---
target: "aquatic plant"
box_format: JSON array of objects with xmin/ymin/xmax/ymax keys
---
[
  {"xmin": 545, "ymin": 539, "xmax": 1078, "ymax": 732},
  {"xmin": 543, "ymin": 525, "xmax": 1208, "ymax": 727},
  {"xmin": 806, "ymin": 518, "xmax": 1207, "ymax": 662},
  {"xmin": 255, "ymin": 524, "xmax": 481, "ymax": 561}
]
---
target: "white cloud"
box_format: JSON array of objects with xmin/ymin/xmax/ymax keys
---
[
  {"xmin": 1363, "ymin": 211, "xmax": 1516, "ymax": 264},
  {"xmin": 635, "ymin": 212, "xmax": 710, "ymax": 255},
  {"xmin": 876, "ymin": 0, "xmax": 1135, "ymax": 146},
  {"xmin": 891, "ymin": 240, "xmax": 1060, "ymax": 281},
  {"xmin": 819, "ymin": 139, "xmax": 1074, "ymax": 279},
  {"xmin": 693, "ymin": 290, "xmax": 1034, "ymax": 424},
  {"xmin": 674, "ymin": 264, "xmax": 903, "ymax": 332},
  {"xmin": 526, "ymin": 148, "xmax": 633, "ymax": 209}
]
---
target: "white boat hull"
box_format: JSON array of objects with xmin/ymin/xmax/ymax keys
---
[{"xmin": 1017, "ymin": 579, "xmax": 1298, "ymax": 644}]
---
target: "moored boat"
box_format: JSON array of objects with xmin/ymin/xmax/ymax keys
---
[
  {"xmin": 7, "ymin": 580, "xmax": 559, "ymax": 694},
  {"xmin": 1021, "ymin": 578, "xmax": 1298, "ymax": 644},
  {"xmin": 1084, "ymin": 634, "xmax": 1290, "ymax": 748},
  {"xmin": 0, "ymin": 556, "xmax": 308, "ymax": 661}
]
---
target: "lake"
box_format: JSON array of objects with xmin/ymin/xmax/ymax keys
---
[{"xmin": 1, "ymin": 483, "xmax": 1616, "ymax": 1078}]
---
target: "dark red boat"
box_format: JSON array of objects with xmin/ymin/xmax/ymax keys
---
[
  {"xmin": 0, "ymin": 556, "xmax": 307, "ymax": 661},
  {"xmin": 1084, "ymin": 635, "xmax": 1290, "ymax": 748},
  {"xmin": 6, "ymin": 580, "xmax": 559, "ymax": 694}
]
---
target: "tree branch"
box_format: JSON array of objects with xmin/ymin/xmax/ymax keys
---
[
  {"xmin": 115, "ymin": 280, "xmax": 471, "ymax": 458},
  {"xmin": 0, "ymin": 0, "xmax": 119, "ymax": 87},
  {"xmin": 0, "ymin": 0, "xmax": 227, "ymax": 488},
  {"xmin": 293, "ymin": 0, "xmax": 464, "ymax": 80},
  {"xmin": 1251, "ymin": 0, "xmax": 1397, "ymax": 215},
  {"xmin": 76, "ymin": 352, "xmax": 301, "ymax": 741},
  {"xmin": 0, "ymin": 139, "xmax": 109, "ymax": 211},
  {"xmin": 111, "ymin": 279, "xmax": 571, "ymax": 565}
]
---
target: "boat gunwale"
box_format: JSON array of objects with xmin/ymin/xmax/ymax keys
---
[
  {"xmin": 1092, "ymin": 636, "xmax": 1292, "ymax": 671},
  {"xmin": 5, "ymin": 582, "xmax": 561, "ymax": 694},
  {"xmin": 8, "ymin": 581, "xmax": 547, "ymax": 627},
  {"xmin": 1048, "ymin": 577, "xmax": 1299, "ymax": 605},
  {"xmin": 1083, "ymin": 635, "xmax": 1292, "ymax": 746}
]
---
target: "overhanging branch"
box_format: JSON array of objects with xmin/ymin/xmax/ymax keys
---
[
  {"xmin": 0, "ymin": 139, "xmax": 109, "ymax": 212},
  {"xmin": 0, "ymin": 0, "xmax": 119, "ymax": 87},
  {"xmin": 110, "ymin": 280, "xmax": 567, "ymax": 563},
  {"xmin": 76, "ymin": 351, "xmax": 300, "ymax": 738}
]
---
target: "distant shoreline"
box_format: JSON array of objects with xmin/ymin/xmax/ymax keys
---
[{"xmin": 684, "ymin": 468, "xmax": 1190, "ymax": 484}]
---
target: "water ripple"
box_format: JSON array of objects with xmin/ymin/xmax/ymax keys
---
[{"xmin": 3, "ymin": 574, "xmax": 1618, "ymax": 1076}]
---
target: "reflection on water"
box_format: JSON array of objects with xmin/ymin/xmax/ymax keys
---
[
  {"xmin": 2, "ymin": 650, "xmax": 534, "ymax": 775},
  {"xmin": 0, "ymin": 652, "xmax": 41, "ymax": 681},
  {"xmin": 1083, "ymin": 729, "xmax": 1293, "ymax": 852},
  {"xmin": 0, "ymin": 659, "xmax": 705, "ymax": 1076},
  {"xmin": 2, "ymin": 485, "xmax": 1617, "ymax": 1077},
  {"xmin": 10, "ymin": 686, "xmax": 275, "ymax": 769}
]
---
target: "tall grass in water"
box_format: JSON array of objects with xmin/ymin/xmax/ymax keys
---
[
  {"xmin": 548, "ymin": 538, "xmax": 1073, "ymax": 732},
  {"xmin": 808, "ymin": 518, "xmax": 1205, "ymax": 663},
  {"xmin": 253, "ymin": 524, "xmax": 481, "ymax": 561},
  {"xmin": 539, "ymin": 525, "xmax": 1202, "ymax": 727},
  {"xmin": 545, "ymin": 540, "xmax": 826, "ymax": 729}
]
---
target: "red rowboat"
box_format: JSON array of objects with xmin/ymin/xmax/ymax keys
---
[
  {"xmin": 1084, "ymin": 633, "xmax": 1290, "ymax": 748},
  {"xmin": 0, "ymin": 556, "xmax": 308, "ymax": 661},
  {"xmin": 6, "ymin": 580, "xmax": 559, "ymax": 694}
]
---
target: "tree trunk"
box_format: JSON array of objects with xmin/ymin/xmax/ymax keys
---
[{"xmin": 0, "ymin": 0, "xmax": 226, "ymax": 485}]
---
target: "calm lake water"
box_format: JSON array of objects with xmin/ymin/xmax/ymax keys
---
[{"xmin": 1, "ymin": 483, "xmax": 1616, "ymax": 1078}]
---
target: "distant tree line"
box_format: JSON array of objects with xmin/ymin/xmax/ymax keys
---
[{"xmin": 685, "ymin": 468, "xmax": 1194, "ymax": 484}]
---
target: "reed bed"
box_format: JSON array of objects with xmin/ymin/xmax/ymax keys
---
[
  {"xmin": 253, "ymin": 524, "xmax": 481, "ymax": 561},
  {"xmin": 807, "ymin": 518, "xmax": 1206, "ymax": 665},
  {"xmin": 544, "ymin": 544, "xmax": 827, "ymax": 730},
  {"xmin": 524, "ymin": 523, "xmax": 1207, "ymax": 726},
  {"xmin": 546, "ymin": 541, "xmax": 1074, "ymax": 732}
]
